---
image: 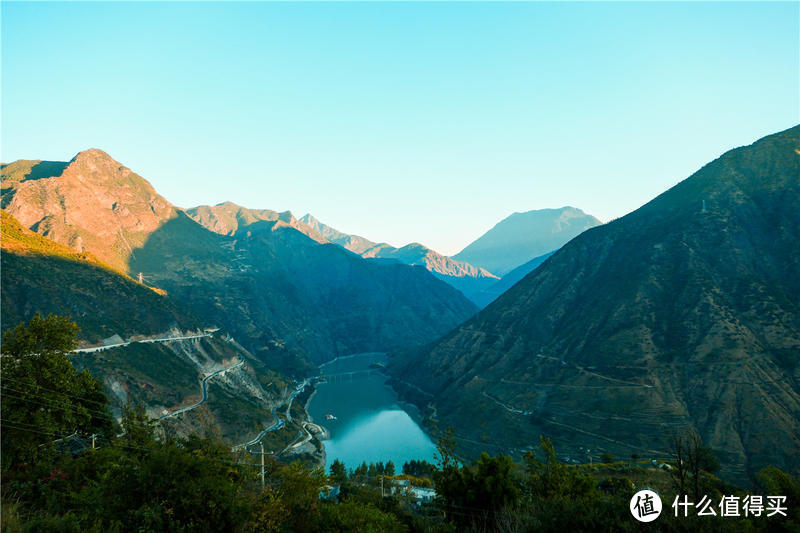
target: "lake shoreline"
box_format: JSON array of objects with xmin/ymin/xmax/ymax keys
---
[
  {"xmin": 307, "ymin": 353, "xmax": 437, "ymax": 470},
  {"xmin": 300, "ymin": 382, "xmax": 327, "ymax": 468}
]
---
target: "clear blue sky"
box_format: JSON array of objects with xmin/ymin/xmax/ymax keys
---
[{"xmin": 2, "ymin": 2, "xmax": 798, "ymax": 255}]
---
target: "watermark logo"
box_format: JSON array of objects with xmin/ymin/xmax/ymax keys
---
[
  {"xmin": 672, "ymin": 495, "xmax": 787, "ymax": 518},
  {"xmin": 630, "ymin": 489, "xmax": 662, "ymax": 522}
]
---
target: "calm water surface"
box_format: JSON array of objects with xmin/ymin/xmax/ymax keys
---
[{"xmin": 307, "ymin": 353, "xmax": 436, "ymax": 470}]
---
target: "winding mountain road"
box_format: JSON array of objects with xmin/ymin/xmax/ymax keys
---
[
  {"xmin": 73, "ymin": 332, "xmax": 214, "ymax": 354},
  {"xmin": 160, "ymin": 360, "xmax": 245, "ymax": 419},
  {"xmin": 232, "ymin": 378, "xmax": 310, "ymax": 452}
]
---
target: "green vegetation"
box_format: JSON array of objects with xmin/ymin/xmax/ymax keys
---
[
  {"xmin": 1, "ymin": 210, "xmax": 133, "ymax": 281},
  {"xmin": 1, "ymin": 211, "xmax": 197, "ymax": 342},
  {"xmin": 204, "ymin": 384, "xmax": 274, "ymax": 443},
  {"xmin": 3, "ymin": 315, "xmax": 798, "ymax": 532},
  {"xmin": 0, "ymin": 315, "xmax": 404, "ymax": 532},
  {"xmin": 1, "ymin": 313, "xmax": 115, "ymax": 469},
  {"xmin": 76, "ymin": 342, "xmax": 200, "ymax": 404},
  {"xmin": 403, "ymin": 459, "xmax": 437, "ymax": 479}
]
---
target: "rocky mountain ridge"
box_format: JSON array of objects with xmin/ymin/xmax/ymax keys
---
[{"xmin": 298, "ymin": 213, "xmax": 499, "ymax": 304}]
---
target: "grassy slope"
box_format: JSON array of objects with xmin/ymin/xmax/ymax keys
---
[{"xmin": 1, "ymin": 210, "xmax": 198, "ymax": 342}]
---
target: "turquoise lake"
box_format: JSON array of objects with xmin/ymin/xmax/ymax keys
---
[{"xmin": 307, "ymin": 353, "xmax": 437, "ymax": 471}]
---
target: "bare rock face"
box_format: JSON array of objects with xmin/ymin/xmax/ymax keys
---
[
  {"xmin": 2, "ymin": 149, "xmax": 178, "ymax": 272},
  {"xmin": 391, "ymin": 125, "xmax": 800, "ymax": 486}
]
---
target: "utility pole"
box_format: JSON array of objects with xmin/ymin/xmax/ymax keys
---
[{"xmin": 260, "ymin": 442, "xmax": 265, "ymax": 491}]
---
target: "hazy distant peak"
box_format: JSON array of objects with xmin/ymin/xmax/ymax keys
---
[
  {"xmin": 502, "ymin": 206, "xmax": 596, "ymax": 224},
  {"xmin": 510, "ymin": 206, "xmax": 582, "ymax": 216},
  {"xmin": 453, "ymin": 206, "xmax": 602, "ymax": 275},
  {"xmin": 399, "ymin": 242, "xmax": 427, "ymax": 251}
]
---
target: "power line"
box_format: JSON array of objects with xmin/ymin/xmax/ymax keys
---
[
  {"xmin": 1, "ymin": 420, "xmax": 258, "ymax": 471},
  {"xmin": 1, "ymin": 417, "xmax": 68, "ymax": 434},
  {"xmin": 1, "ymin": 376, "xmax": 111, "ymax": 407},
  {"xmin": 1, "ymin": 388, "xmax": 113, "ymax": 420}
]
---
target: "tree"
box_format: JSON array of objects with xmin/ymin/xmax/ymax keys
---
[
  {"xmin": 434, "ymin": 427, "xmax": 460, "ymax": 471},
  {"xmin": 757, "ymin": 466, "xmax": 800, "ymax": 530},
  {"xmin": 403, "ymin": 459, "xmax": 435, "ymax": 479},
  {"xmin": 523, "ymin": 436, "xmax": 595, "ymax": 501},
  {"xmin": 1, "ymin": 312, "xmax": 79, "ymax": 358},
  {"xmin": 269, "ymin": 461, "xmax": 327, "ymax": 532},
  {"xmin": 435, "ymin": 451, "xmax": 520, "ymax": 530},
  {"xmin": 671, "ymin": 431, "xmax": 719, "ymax": 501},
  {"xmin": 469, "ymin": 453, "xmax": 521, "ymax": 513},
  {"xmin": 1, "ymin": 314, "xmax": 114, "ymax": 473},
  {"xmin": 330, "ymin": 459, "xmax": 347, "ymax": 484},
  {"xmin": 433, "ymin": 430, "xmax": 522, "ymax": 529},
  {"xmin": 352, "ymin": 462, "xmax": 368, "ymax": 483},
  {"xmin": 671, "ymin": 434, "xmax": 688, "ymax": 495},
  {"xmin": 83, "ymin": 436, "xmax": 251, "ymax": 531},
  {"xmin": 432, "ymin": 429, "xmax": 464, "ymax": 523},
  {"xmin": 120, "ymin": 403, "xmax": 158, "ymax": 449},
  {"xmin": 317, "ymin": 501, "xmax": 407, "ymax": 532},
  {"xmin": 384, "ymin": 460, "xmax": 395, "ymax": 477},
  {"xmin": 600, "ymin": 452, "xmax": 614, "ymax": 464}
]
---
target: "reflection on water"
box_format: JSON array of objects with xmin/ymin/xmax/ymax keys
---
[{"xmin": 308, "ymin": 353, "xmax": 437, "ymax": 470}]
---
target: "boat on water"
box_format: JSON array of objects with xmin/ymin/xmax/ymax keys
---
[{"xmin": 324, "ymin": 413, "xmax": 337, "ymax": 421}]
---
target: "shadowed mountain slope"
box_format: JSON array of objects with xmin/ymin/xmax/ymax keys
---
[
  {"xmin": 468, "ymin": 251, "xmax": 556, "ymax": 308},
  {"xmin": 391, "ymin": 125, "xmax": 800, "ymax": 485},
  {"xmin": 298, "ymin": 214, "xmax": 499, "ymax": 305},
  {"xmin": 175, "ymin": 203, "xmax": 479, "ymax": 366},
  {"xmin": 1, "ymin": 210, "xmax": 198, "ymax": 342}
]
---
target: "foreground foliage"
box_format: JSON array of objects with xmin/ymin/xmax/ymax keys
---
[{"xmin": 2, "ymin": 314, "xmax": 798, "ymax": 532}]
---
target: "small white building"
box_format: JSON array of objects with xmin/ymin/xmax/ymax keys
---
[{"xmin": 410, "ymin": 487, "xmax": 436, "ymax": 503}]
